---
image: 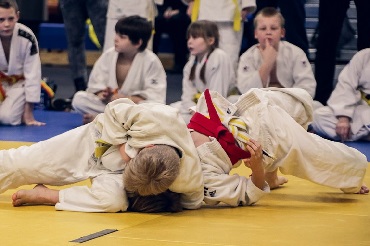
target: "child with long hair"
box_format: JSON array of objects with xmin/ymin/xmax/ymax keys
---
[{"xmin": 171, "ymin": 20, "xmax": 236, "ymax": 123}]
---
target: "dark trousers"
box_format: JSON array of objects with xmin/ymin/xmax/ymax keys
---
[
  {"xmin": 314, "ymin": 0, "xmax": 370, "ymax": 104},
  {"xmin": 153, "ymin": 13, "xmax": 190, "ymax": 71},
  {"xmin": 59, "ymin": 0, "xmax": 108, "ymax": 83}
]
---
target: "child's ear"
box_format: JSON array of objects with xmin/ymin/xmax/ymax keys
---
[
  {"xmin": 134, "ymin": 39, "xmax": 143, "ymax": 49},
  {"xmin": 207, "ymin": 37, "xmax": 215, "ymax": 46},
  {"xmin": 15, "ymin": 11, "xmax": 20, "ymax": 21},
  {"xmin": 281, "ymin": 28, "xmax": 286, "ymax": 38}
]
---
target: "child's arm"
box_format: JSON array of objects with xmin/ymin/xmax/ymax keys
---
[
  {"xmin": 129, "ymin": 53, "xmax": 167, "ymax": 104},
  {"xmin": 192, "ymin": 132, "xmax": 270, "ymax": 207},
  {"xmin": 243, "ymin": 139, "xmax": 265, "ymax": 190},
  {"xmin": 258, "ymin": 39, "xmax": 278, "ymax": 87},
  {"xmin": 205, "ymin": 49, "xmax": 236, "ymax": 98}
]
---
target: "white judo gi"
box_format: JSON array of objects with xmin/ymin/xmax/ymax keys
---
[
  {"xmin": 312, "ymin": 48, "xmax": 370, "ymax": 141},
  {"xmin": 0, "ymin": 99, "xmax": 203, "ymax": 212},
  {"xmin": 72, "ymin": 48, "xmax": 167, "ymax": 115},
  {"xmin": 237, "ymin": 41, "xmax": 316, "ymax": 98},
  {"xmin": 192, "ymin": 88, "xmax": 367, "ymax": 207},
  {"xmin": 171, "ymin": 48, "xmax": 236, "ymax": 123},
  {"xmin": 103, "ymin": 0, "xmax": 163, "ymax": 51},
  {"xmin": 186, "ymin": 0, "xmax": 256, "ymax": 70},
  {"xmin": 0, "ymin": 23, "xmax": 41, "ymax": 125}
]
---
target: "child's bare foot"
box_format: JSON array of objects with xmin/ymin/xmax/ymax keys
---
[
  {"xmin": 83, "ymin": 114, "xmax": 95, "ymax": 124},
  {"xmin": 356, "ymin": 184, "xmax": 369, "ymax": 194},
  {"xmin": 265, "ymin": 169, "xmax": 288, "ymax": 189},
  {"xmin": 12, "ymin": 184, "xmax": 59, "ymax": 206}
]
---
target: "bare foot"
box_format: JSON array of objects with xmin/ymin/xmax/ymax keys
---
[
  {"xmin": 356, "ymin": 184, "xmax": 369, "ymax": 194},
  {"xmin": 265, "ymin": 169, "xmax": 288, "ymax": 189},
  {"xmin": 12, "ymin": 184, "xmax": 59, "ymax": 207},
  {"xmin": 83, "ymin": 114, "xmax": 95, "ymax": 124}
]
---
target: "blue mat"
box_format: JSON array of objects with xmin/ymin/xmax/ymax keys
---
[
  {"xmin": 0, "ymin": 110, "xmax": 82, "ymax": 142},
  {"xmin": 0, "ymin": 110, "xmax": 369, "ymax": 161},
  {"xmin": 344, "ymin": 141, "xmax": 370, "ymax": 162}
]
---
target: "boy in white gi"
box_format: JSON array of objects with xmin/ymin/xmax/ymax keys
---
[
  {"xmin": 189, "ymin": 88, "xmax": 368, "ymax": 207},
  {"xmin": 237, "ymin": 8, "xmax": 316, "ymax": 99},
  {"xmin": 2, "ymin": 98, "xmax": 204, "ymax": 212},
  {"xmin": 103, "ymin": 0, "xmax": 163, "ymax": 51},
  {"xmin": 0, "ymin": 0, "xmax": 44, "ymax": 126},
  {"xmin": 184, "ymin": 0, "xmax": 256, "ymax": 71},
  {"xmin": 72, "ymin": 15, "xmax": 167, "ymax": 124},
  {"xmin": 311, "ymin": 48, "xmax": 370, "ymax": 142},
  {"xmin": 171, "ymin": 20, "xmax": 236, "ymax": 123}
]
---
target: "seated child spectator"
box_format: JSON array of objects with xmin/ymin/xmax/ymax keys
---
[
  {"xmin": 171, "ymin": 20, "xmax": 236, "ymax": 123},
  {"xmin": 3, "ymin": 98, "xmax": 204, "ymax": 212},
  {"xmin": 237, "ymin": 7, "xmax": 316, "ymax": 99},
  {"xmin": 184, "ymin": 0, "xmax": 256, "ymax": 71},
  {"xmin": 0, "ymin": 0, "xmax": 44, "ymax": 126},
  {"xmin": 311, "ymin": 48, "xmax": 370, "ymax": 142},
  {"xmin": 72, "ymin": 15, "xmax": 167, "ymax": 124},
  {"xmin": 189, "ymin": 88, "xmax": 368, "ymax": 207}
]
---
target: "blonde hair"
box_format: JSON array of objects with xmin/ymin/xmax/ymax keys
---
[
  {"xmin": 127, "ymin": 190, "xmax": 183, "ymax": 213},
  {"xmin": 254, "ymin": 7, "xmax": 285, "ymax": 28},
  {"xmin": 124, "ymin": 145, "xmax": 181, "ymax": 196}
]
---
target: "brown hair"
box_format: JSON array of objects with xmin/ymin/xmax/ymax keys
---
[
  {"xmin": 0, "ymin": 0, "xmax": 18, "ymax": 12},
  {"xmin": 115, "ymin": 15, "xmax": 152, "ymax": 51},
  {"xmin": 253, "ymin": 7, "xmax": 285, "ymax": 28},
  {"xmin": 124, "ymin": 145, "xmax": 181, "ymax": 196},
  {"xmin": 127, "ymin": 190, "xmax": 183, "ymax": 213},
  {"xmin": 187, "ymin": 20, "xmax": 219, "ymax": 84}
]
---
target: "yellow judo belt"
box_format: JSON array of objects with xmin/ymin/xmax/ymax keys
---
[
  {"xmin": 0, "ymin": 71, "xmax": 25, "ymax": 85},
  {"xmin": 191, "ymin": 0, "xmax": 242, "ymax": 31},
  {"xmin": 94, "ymin": 139, "xmax": 112, "ymax": 158},
  {"xmin": 0, "ymin": 71, "xmax": 25, "ymax": 102},
  {"xmin": 361, "ymin": 91, "xmax": 370, "ymax": 105}
]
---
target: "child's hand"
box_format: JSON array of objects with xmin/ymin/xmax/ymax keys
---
[
  {"xmin": 96, "ymin": 87, "xmax": 114, "ymax": 104},
  {"xmin": 336, "ymin": 116, "xmax": 351, "ymax": 141},
  {"xmin": 243, "ymin": 139, "xmax": 265, "ymax": 190},
  {"xmin": 243, "ymin": 139, "xmax": 263, "ymax": 171},
  {"xmin": 259, "ymin": 39, "xmax": 278, "ymax": 65}
]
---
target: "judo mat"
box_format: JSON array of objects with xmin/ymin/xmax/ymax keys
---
[
  {"xmin": 0, "ymin": 140, "xmax": 369, "ymax": 246},
  {"xmin": 0, "ymin": 110, "xmax": 370, "ymax": 246},
  {"xmin": 0, "ymin": 109, "xmax": 369, "ymax": 160},
  {"xmin": 0, "ymin": 110, "xmax": 82, "ymax": 142}
]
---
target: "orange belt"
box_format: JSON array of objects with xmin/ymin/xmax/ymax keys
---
[
  {"xmin": 0, "ymin": 83, "xmax": 5, "ymax": 102},
  {"xmin": 0, "ymin": 71, "xmax": 25, "ymax": 85}
]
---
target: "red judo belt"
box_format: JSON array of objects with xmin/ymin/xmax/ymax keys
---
[{"xmin": 188, "ymin": 89, "xmax": 251, "ymax": 164}]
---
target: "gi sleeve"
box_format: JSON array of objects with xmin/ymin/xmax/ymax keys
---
[
  {"xmin": 291, "ymin": 49, "xmax": 316, "ymax": 98},
  {"xmin": 327, "ymin": 50, "xmax": 366, "ymax": 119},
  {"xmin": 131, "ymin": 53, "xmax": 167, "ymax": 104},
  {"xmin": 198, "ymin": 138, "xmax": 269, "ymax": 207},
  {"xmin": 23, "ymin": 36, "xmax": 42, "ymax": 103},
  {"xmin": 180, "ymin": 57, "xmax": 198, "ymax": 112},
  {"xmin": 56, "ymin": 173, "xmax": 128, "ymax": 212},
  {"xmin": 205, "ymin": 50, "xmax": 236, "ymax": 98},
  {"xmin": 98, "ymin": 98, "xmax": 137, "ymax": 145},
  {"xmin": 87, "ymin": 51, "xmax": 112, "ymax": 94},
  {"xmin": 237, "ymin": 46, "xmax": 264, "ymax": 93}
]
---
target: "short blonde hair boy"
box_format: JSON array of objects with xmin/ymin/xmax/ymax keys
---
[
  {"xmin": 254, "ymin": 7, "xmax": 285, "ymax": 28},
  {"xmin": 124, "ymin": 145, "xmax": 181, "ymax": 196}
]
